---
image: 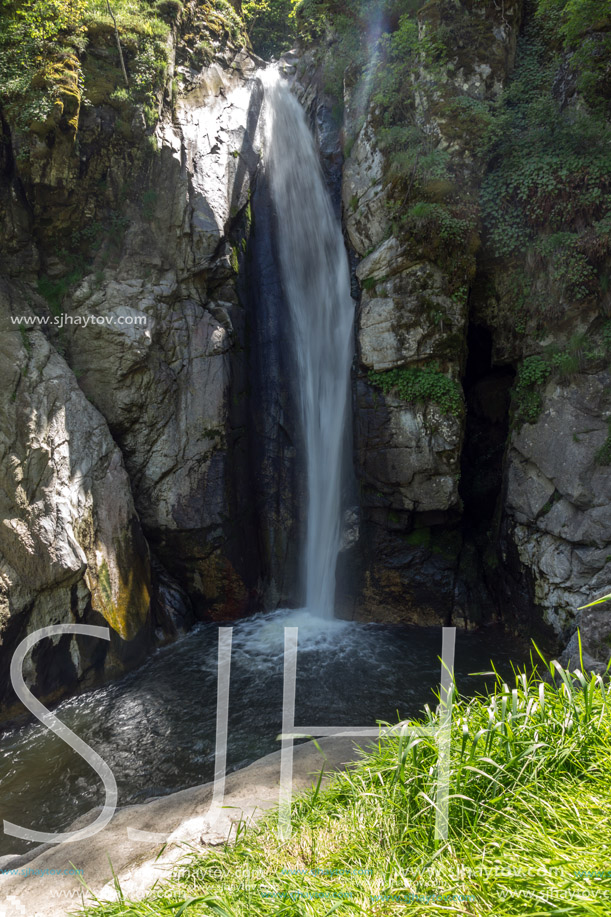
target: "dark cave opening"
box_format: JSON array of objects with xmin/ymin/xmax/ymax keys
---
[
  {"xmin": 450, "ymin": 324, "xmax": 517, "ymax": 627},
  {"xmin": 460, "ymin": 323, "xmax": 515, "ymax": 538}
]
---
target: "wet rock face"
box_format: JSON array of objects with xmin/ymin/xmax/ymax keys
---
[
  {"xmin": 240, "ymin": 172, "xmax": 304, "ymax": 610},
  {"xmin": 0, "ymin": 37, "xmax": 361, "ymax": 709},
  {"xmin": 342, "ymin": 117, "xmax": 387, "ymax": 255},
  {"xmin": 0, "ymin": 45, "xmax": 267, "ymax": 710},
  {"xmin": 503, "ymin": 374, "xmax": 611, "ymax": 643},
  {"xmin": 0, "ymin": 279, "xmax": 155, "ymax": 716},
  {"xmin": 333, "ymin": 0, "xmax": 608, "ymax": 654},
  {"xmin": 63, "ymin": 51, "xmax": 265, "ymax": 620},
  {"xmin": 281, "ymin": 49, "xmax": 344, "ymax": 214},
  {"xmin": 343, "ymin": 119, "xmax": 469, "ymax": 624},
  {"xmin": 1, "ymin": 36, "xmax": 341, "ymax": 710},
  {"xmin": 352, "ymin": 516, "xmax": 456, "ymax": 627},
  {"xmin": 357, "ymin": 256, "xmax": 465, "ymax": 373},
  {"xmin": 355, "ymin": 381, "xmax": 462, "ymax": 513}
]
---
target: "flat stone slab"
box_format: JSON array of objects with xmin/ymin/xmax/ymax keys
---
[{"xmin": 0, "ymin": 736, "xmax": 368, "ymax": 916}]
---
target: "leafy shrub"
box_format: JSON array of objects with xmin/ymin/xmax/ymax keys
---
[
  {"xmin": 368, "ymin": 363, "xmax": 463, "ymax": 416},
  {"xmin": 536, "ymin": 0, "xmax": 611, "ymax": 112},
  {"xmin": 512, "ymin": 355, "xmax": 552, "ymax": 426},
  {"xmin": 243, "ymin": 0, "xmax": 297, "ymax": 58},
  {"xmin": 156, "ymin": 0, "xmax": 182, "ymax": 22},
  {"xmin": 0, "ymin": 0, "xmax": 173, "ymax": 142},
  {"xmin": 109, "ymin": 86, "xmax": 130, "ymax": 104},
  {"xmin": 407, "ymin": 202, "xmax": 476, "ymax": 247},
  {"xmin": 210, "ymin": 0, "xmax": 247, "ymax": 43},
  {"xmin": 481, "ymin": 8, "xmax": 611, "ymax": 320}
]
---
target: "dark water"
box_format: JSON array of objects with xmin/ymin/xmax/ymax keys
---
[{"xmin": 0, "ymin": 609, "xmax": 528, "ymax": 857}]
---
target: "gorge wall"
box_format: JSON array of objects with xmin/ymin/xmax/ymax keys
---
[
  {"xmin": 1, "ymin": 0, "xmax": 611, "ymax": 716},
  {"xmin": 329, "ymin": 0, "xmax": 611, "ymax": 666},
  {"xmin": 0, "ymin": 5, "xmax": 269, "ymax": 715}
]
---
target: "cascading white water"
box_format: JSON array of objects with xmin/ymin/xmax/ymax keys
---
[{"xmin": 261, "ymin": 68, "xmax": 354, "ymax": 619}]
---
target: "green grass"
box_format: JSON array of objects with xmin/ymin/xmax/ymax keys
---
[{"xmin": 77, "ymin": 650, "xmax": 611, "ymax": 916}]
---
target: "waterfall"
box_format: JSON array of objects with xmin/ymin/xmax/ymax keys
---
[{"xmin": 260, "ymin": 68, "xmax": 354, "ymax": 619}]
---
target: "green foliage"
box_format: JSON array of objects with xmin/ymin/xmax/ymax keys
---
[
  {"xmin": 0, "ymin": 0, "xmax": 172, "ymax": 140},
  {"xmin": 368, "ymin": 362, "xmax": 463, "ymax": 416},
  {"xmin": 293, "ymin": 0, "xmax": 415, "ymax": 97},
  {"xmin": 482, "ymin": 101, "xmax": 611, "ymax": 258},
  {"xmin": 243, "ymin": 0, "xmax": 298, "ymax": 58},
  {"xmin": 545, "ymin": 332, "xmax": 588, "ymax": 381},
  {"xmin": 407, "ymin": 201, "xmax": 476, "ymax": 247},
  {"xmin": 513, "ymin": 325, "xmax": 611, "ymax": 428},
  {"xmin": 372, "ymin": 12, "xmax": 445, "ymax": 191},
  {"xmin": 535, "ymin": 233, "xmax": 599, "ymax": 303},
  {"xmin": 290, "ymin": 0, "xmax": 487, "ymax": 301},
  {"xmin": 210, "ymin": 0, "xmax": 248, "ymax": 44},
  {"xmin": 109, "ymin": 86, "xmax": 129, "ymax": 105},
  {"xmin": 441, "ymin": 94, "xmax": 495, "ymax": 147},
  {"xmin": 517, "ymin": 355, "xmax": 553, "ymax": 390},
  {"xmin": 155, "ymin": 0, "xmax": 182, "ymax": 22},
  {"xmin": 9, "ymin": 0, "xmax": 88, "ymax": 44},
  {"xmin": 128, "ymin": 35, "xmax": 168, "ymax": 122},
  {"xmin": 294, "ymin": 0, "xmax": 351, "ymax": 45},
  {"xmin": 0, "ymin": 20, "xmax": 82, "ymax": 132},
  {"xmin": 512, "ymin": 355, "xmax": 552, "ymax": 426},
  {"xmin": 194, "ymin": 37, "xmax": 214, "ymax": 61},
  {"xmin": 481, "ymin": 9, "xmax": 611, "ymax": 319},
  {"xmin": 536, "ymin": 0, "xmax": 611, "ymax": 111},
  {"xmin": 353, "ymin": 4, "xmax": 481, "ymax": 289}
]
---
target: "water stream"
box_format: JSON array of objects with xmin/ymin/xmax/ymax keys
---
[
  {"xmin": 261, "ymin": 68, "xmax": 354, "ymax": 618},
  {"xmin": 0, "ymin": 613, "xmax": 526, "ymax": 857}
]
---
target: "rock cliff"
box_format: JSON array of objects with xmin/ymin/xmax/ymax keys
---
[
  {"xmin": 328, "ymin": 0, "xmax": 611, "ymax": 661},
  {"xmin": 0, "ymin": 277, "xmax": 153, "ymax": 712},
  {"xmin": 2, "ymin": 0, "xmax": 611, "ymax": 715},
  {"xmin": 337, "ymin": 0, "xmax": 525, "ymax": 627},
  {"xmin": 0, "ymin": 5, "xmax": 269, "ymax": 713}
]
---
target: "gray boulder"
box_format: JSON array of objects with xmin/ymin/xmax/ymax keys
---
[
  {"xmin": 0, "ymin": 278, "xmax": 154, "ymax": 715},
  {"xmin": 504, "ymin": 373, "xmax": 611, "ymax": 659}
]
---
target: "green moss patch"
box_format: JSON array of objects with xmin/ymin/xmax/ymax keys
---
[{"xmin": 368, "ymin": 363, "xmax": 463, "ymax": 417}]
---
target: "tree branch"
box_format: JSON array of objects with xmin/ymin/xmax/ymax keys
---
[{"xmin": 106, "ymin": 0, "xmax": 129, "ymax": 87}]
